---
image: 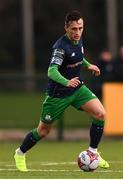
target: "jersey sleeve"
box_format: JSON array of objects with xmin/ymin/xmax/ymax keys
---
[
  {"xmin": 50, "ymin": 48, "xmax": 65, "ymax": 66},
  {"xmin": 48, "ymin": 64, "xmax": 69, "ymax": 86},
  {"xmin": 82, "ymin": 58, "xmax": 91, "ymax": 67}
]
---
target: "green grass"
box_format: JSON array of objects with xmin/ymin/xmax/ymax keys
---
[
  {"xmin": 0, "ymin": 139, "xmax": 123, "ymax": 178},
  {"xmin": 0, "ymin": 92, "xmax": 90, "ymax": 129},
  {"xmin": 0, "ymin": 92, "xmax": 42, "ymax": 129}
]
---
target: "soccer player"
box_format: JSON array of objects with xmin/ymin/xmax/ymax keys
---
[{"xmin": 14, "ymin": 10, "xmax": 109, "ymax": 172}]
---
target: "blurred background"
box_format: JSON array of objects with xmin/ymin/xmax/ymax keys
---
[{"xmin": 0, "ymin": 0, "xmax": 123, "ymax": 140}]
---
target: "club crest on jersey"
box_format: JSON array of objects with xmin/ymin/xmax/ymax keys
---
[{"xmin": 45, "ymin": 114, "xmax": 52, "ymax": 121}]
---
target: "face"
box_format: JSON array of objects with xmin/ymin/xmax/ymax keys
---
[{"xmin": 65, "ymin": 18, "xmax": 84, "ymax": 41}]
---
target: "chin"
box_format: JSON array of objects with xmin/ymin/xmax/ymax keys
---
[{"xmin": 74, "ymin": 37, "xmax": 80, "ymax": 41}]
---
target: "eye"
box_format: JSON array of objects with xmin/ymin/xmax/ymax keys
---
[{"xmin": 72, "ymin": 27, "xmax": 77, "ymax": 31}]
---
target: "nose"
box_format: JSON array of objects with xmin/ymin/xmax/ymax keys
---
[{"xmin": 76, "ymin": 29, "xmax": 80, "ymax": 33}]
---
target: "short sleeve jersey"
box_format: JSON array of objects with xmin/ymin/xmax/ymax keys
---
[{"xmin": 47, "ymin": 34, "xmax": 84, "ymax": 98}]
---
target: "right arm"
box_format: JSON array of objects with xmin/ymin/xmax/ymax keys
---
[
  {"xmin": 48, "ymin": 64, "xmax": 68, "ymax": 86},
  {"xmin": 48, "ymin": 64, "xmax": 81, "ymax": 88}
]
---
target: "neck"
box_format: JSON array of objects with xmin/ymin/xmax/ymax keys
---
[{"xmin": 65, "ymin": 33, "xmax": 79, "ymax": 45}]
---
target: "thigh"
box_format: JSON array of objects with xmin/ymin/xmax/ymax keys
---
[
  {"xmin": 72, "ymin": 85, "xmax": 97, "ymax": 110},
  {"xmin": 41, "ymin": 96, "xmax": 71, "ymax": 124},
  {"xmin": 80, "ymin": 98, "xmax": 105, "ymax": 118}
]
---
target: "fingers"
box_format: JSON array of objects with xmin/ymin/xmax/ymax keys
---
[
  {"xmin": 95, "ymin": 70, "xmax": 100, "ymax": 76},
  {"xmin": 67, "ymin": 77, "xmax": 81, "ymax": 88},
  {"xmin": 92, "ymin": 69, "xmax": 100, "ymax": 76},
  {"xmin": 91, "ymin": 66, "xmax": 100, "ymax": 76}
]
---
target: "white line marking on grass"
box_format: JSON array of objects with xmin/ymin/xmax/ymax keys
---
[
  {"xmin": 0, "ymin": 160, "xmax": 123, "ymax": 167},
  {"xmin": 0, "ymin": 168, "xmax": 17, "ymax": 171},
  {"xmin": 40, "ymin": 161, "xmax": 123, "ymax": 165},
  {"xmin": 5, "ymin": 165, "xmax": 15, "ymax": 167},
  {"xmin": 0, "ymin": 160, "xmax": 123, "ymax": 164},
  {"xmin": 40, "ymin": 162, "xmax": 76, "ymax": 165},
  {"xmin": 0, "ymin": 168, "xmax": 123, "ymax": 173}
]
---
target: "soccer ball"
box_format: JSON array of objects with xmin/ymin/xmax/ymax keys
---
[{"xmin": 78, "ymin": 150, "xmax": 99, "ymax": 172}]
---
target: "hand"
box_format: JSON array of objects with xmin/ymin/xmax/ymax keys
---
[
  {"xmin": 88, "ymin": 64, "xmax": 100, "ymax": 76},
  {"xmin": 67, "ymin": 77, "xmax": 81, "ymax": 88}
]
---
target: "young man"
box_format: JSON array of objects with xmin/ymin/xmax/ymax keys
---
[{"xmin": 14, "ymin": 10, "xmax": 109, "ymax": 172}]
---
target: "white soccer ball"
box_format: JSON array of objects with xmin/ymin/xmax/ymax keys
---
[{"xmin": 78, "ymin": 150, "xmax": 99, "ymax": 172}]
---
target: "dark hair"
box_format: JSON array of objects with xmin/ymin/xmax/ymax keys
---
[{"xmin": 65, "ymin": 10, "xmax": 83, "ymax": 26}]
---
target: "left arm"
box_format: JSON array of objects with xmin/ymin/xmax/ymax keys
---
[{"xmin": 82, "ymin": 58, "xmax": 100, "ymax": 76}]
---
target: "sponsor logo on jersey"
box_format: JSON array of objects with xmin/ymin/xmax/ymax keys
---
[{"xmin": 67, "ymin": 61, "xmax": 82, "ymax": 68}]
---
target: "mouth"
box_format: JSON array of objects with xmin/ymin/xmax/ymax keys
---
[{"xmin": 74, "ymin": 35, "xmax": 80, "ymax": 40}]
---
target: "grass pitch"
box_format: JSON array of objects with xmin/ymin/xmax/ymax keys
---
[
  {"xmin": 0, "ymin": 139, "xmax": 123, "ymax": 178},
  {"xmin": 0, "ymin": 92, "xmax": 90, "ymax": 129}
]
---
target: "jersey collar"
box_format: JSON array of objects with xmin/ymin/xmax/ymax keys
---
[{"xmin": 64, "ymin": 33, "xmax": 80, "ymax": 45}]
